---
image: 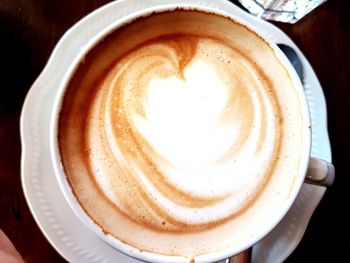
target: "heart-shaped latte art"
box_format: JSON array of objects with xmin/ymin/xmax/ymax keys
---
[{"xmin": 85, "ymin": 36, "xmax": 281, "ymax": 232}]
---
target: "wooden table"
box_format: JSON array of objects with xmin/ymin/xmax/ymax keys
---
[{"xmin": 0, "ymin": 0, "xmax": 348, "ymax": 262}]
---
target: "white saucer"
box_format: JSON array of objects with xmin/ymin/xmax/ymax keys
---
[{"xmin": 20, "ymin": 0, "xmax": 332, "ymax": 262}]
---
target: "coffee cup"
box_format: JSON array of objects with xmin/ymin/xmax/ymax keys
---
[{"xmin": 50, "ymin": 1, "xmax": 334, "ymax": 262}]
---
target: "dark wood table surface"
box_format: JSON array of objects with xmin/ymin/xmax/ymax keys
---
[{"xmin": 0, "ymin": 0, "xmax": 348, "ymax": 262}]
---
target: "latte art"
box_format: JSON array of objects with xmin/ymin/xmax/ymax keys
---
[
  {"xmin": 88, "ymin": 35, "xmax": 281, "ymax": 231},
  {"xmin": 58, "ymin": 10, "xmax": 306, "ymax": 257}
]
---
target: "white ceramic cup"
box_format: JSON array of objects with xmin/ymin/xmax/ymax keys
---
[{"xmin": 50, "ymin": 1, "xmax": 334, "ymax": 262}]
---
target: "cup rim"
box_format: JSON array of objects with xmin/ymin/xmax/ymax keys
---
[{"xmin": 49, "ymin": 3, "xmax": 311, "ymax": 262}]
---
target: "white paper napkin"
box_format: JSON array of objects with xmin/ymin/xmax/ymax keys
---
[{"xmin": 237, "ymin": 0, "xmax": 327, "ymax": 23}]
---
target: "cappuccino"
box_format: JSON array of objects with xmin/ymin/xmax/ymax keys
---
[{"xmin": 58, "ymin": 9, "xmax": 307, "ymax": 259}]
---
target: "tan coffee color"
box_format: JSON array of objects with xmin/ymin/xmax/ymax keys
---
[{"xmin": 58, "ymin": 10, "xmax": 307, "ymax": 258}]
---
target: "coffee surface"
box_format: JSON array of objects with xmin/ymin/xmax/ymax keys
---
[{"xmin": 58, "ymin": 10, "xmax": 306, "ymax": 258}]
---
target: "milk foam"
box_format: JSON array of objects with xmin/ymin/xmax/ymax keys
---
[
  {"xmin": 85, "ymin": 38, "xmax": 280, "ymax": 227},
  {"xmin": 58, "ymin": 10, "xmax": 306, "ymax": 258}
]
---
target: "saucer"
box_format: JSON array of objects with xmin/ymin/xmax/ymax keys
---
[{"xmin": 20, "ymin": 0, "xmax": 332, "ymax": 262}]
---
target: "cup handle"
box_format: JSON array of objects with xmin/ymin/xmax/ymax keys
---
[{"xmin": 305, "ymin": 157, "xmax": 335, "ymax": 187}]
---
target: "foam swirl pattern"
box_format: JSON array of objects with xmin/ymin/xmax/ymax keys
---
[
  {"xmin": 58, "ymin": 10, "xmax": 306, "ymax": 257},
  {"xmin": 87, "ymin": 35, "xmax": 281, "ymax": 232}
]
